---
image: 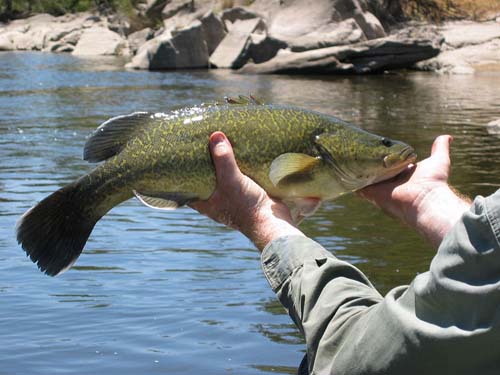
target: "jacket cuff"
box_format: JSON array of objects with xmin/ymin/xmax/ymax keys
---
[
  {"xmin": 261, "ymin": 235, "xmax": 334, "ymax": 292},
  {"xmin": 484, "ymin": 190, "xmax": 500, "ymax": 249}
]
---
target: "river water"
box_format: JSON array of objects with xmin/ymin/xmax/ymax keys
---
[{"xmin": 1, "ymin": 52, "xmax": 499, "ymax": 375}]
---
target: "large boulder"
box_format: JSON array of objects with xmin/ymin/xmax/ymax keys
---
[
  {"xmin": 170, "ymin": 20, "xmax": 209, "ymax": 68},
  {"xmin": 209, "ymin": 18, "xmax": 266, "ymax": 69},
  {"xmin": 353, "ymin": 11, "xmax": 385, "ymax": 39},
  {"xmin": 440, "ymin": 21, "xmax": 500, "ymax": 49},
  {"xmin": 221, "ymin": 7, "xmax": 261, "ymax": 23},
  {"xmin": 0, "ymin": 31, "xmax": 22, "ymax": 50},
  {"xmin": 239, "ymin": 26, "xmax": 443, "ymax": 74},
  {"xmin": 416, "ymin": 21, "xmax": 500, "ymax": 74},
  {"xmin": 162, "ymin": 0, "xmax": 195, "ymax": 19},
  {"xmin": 127, "ymin": 27, "xmax": 155, "ymax": 54},
  {"xmin": 72, "ymin": 26, "xmax": 129, "ymax": 56},
  {"xmin": 126, "ymin": 20, "xmax": 208, "ymax": 70},
  {"xmin": 265, "ymin": 0, "xmax": 365, "ymax": 38},
  {"xmin": 285, "ymin": 18, "xmax": 365, "ymax": 52},
  {"xmin": 126, "ymin": 34, "xmax": 177, "ymax": 70},
  {"xmin": 200, "ymin": 11, "xmax": 226, "ymax": 55},
  {"xmin": 247, "ymin": 33, "xmax": 288, "ymax": 64}
]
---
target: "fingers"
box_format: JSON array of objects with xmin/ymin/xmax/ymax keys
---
[
  {"xmin": 430, "ymin": 135, "xmax": 452, "ymax": 160},
  {"xmin": 209, "ymin": 132, "xmax": 241, "ymax": 184}
]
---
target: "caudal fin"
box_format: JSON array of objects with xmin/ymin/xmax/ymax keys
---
[{"xmin": 16, "ymin": 183, "xmax": 99, "ymax": 276}]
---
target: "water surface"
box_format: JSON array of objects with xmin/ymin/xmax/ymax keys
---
[{"xmin": 1, "ymin": 52, "xmax": 499, "ymax": 374}]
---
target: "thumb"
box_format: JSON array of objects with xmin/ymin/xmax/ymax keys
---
[
  {"xmin": 430, "ymin": 135, "xmax": 452, "ymax": 160},
  {"xmin": 209, "ymin": 131, "xmax": 241, "ymax": 184}
]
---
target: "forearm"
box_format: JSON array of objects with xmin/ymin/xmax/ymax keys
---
[
  {"xmin": 243, "ymin": 202, "xmax": 305, "ymax": 252},
  {"xmin": 407, "ymin": 185, "xmax": 472, "ymax": 248}
]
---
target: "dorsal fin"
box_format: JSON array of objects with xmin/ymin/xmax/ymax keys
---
[
  {"xmin": 84, "ymin": 112, "xmax": 153, "ymax": 162},
  {"xmin": 224, "ymin": 95, "xmax": 263, "ymax": 105}
]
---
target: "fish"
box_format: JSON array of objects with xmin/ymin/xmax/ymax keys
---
[{"xmin": 16, "ymin": 95, "xmax": 417, "ymax": 276}]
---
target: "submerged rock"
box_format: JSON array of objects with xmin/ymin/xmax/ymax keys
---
[{"xmin": 486, "ymin": 119, "xmax": 500, "ymax": 138}]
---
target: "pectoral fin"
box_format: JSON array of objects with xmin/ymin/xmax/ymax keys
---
[
  {"xmin": 269, "ymin": 153, "xmax": 320, "ymax": 187},
  {"xmin": 133, "ymin": 190, "xmax": 197, "ymax": 210}
]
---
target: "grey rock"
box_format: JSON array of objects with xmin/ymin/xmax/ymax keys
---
[
  {"xmin": 353, "ymin": 11, "xmax": 385, "ymax": 39},
  {"xmin": 60, "ymin": 29, "xmax": 84, "ymax": 46},
  {"xmin": 240, "ymin": 26, "xmax": 442, "ymax": 74},
  {"xmin": 162, "ymin": 0, "xmax": 194, "ymax": 20},
  {"xmin": 441, "ymin": 21, "xmax": 500, "ymax": 49},
  {"xmin": 107, "ymin": 15, "xmax": 131, "ymax": 36},
  {"xmin": 0, "ymin": 31, "xmax": 22, "ymax": 51},
  {"xmin": 51, "ymin": 43, "xmax": 75, "ymax": 53},
  {"xmin": 334, "ymin": 0, "xmax": 364, "ymax": 18},
  {"xmin": 15, "ymin": 24, "xmax": 52, "ymax": 50},
  {"xmin": 486, "ymin": 119, "xmax": 500, "ymax": 137},
  {"xmin": 126, "ymin": 35, "xmax": 177, "ymax": 70},
  {"xmin": 232, "ymin": 17, "xmax": 266, "ymax": 34},
  {"xmin": 128, "ymin": 27, "xmax": 155, "ymax": 54},
  {"xmin": 72, "ymin": 26, "xmax": 129, "ymax": 56},
  {"xmin": 209, "ymin": 30, "xmax": 251, "ymax": 69},
  {"xmin": 416, "ymin": 21, "xmax": 500, "ymax": 74},
  {"xmin": 221, "ymin": 7, "xmax": 260, "ymax": 23},
  {"xmin": 247, "ymin": 33, "xmax": 287, "ymax": 64},
  {"xmin": 127, "ymin": 21, "xmax": 208, "ymax": 70},
  {"xmin": 200, "ymin": 11, "xmax": 226, "ymax": 55},
  {"xmin": 268, "ymin": 0, "xmax": 363, "ymax": 38},
  {"xmin": 286, "ymin": 18, "xmax": 366, "ymax": 52},
  {"xmin": 170, "ymin": 20, "xmax": 208, "ymax": 68},
  {"xmin": 144, "ymin": 0, "xmax": 170, "ymax": 18},
  {"xmin": 209, "ymin": 18, "xmax": 266, "ymax": 69}
]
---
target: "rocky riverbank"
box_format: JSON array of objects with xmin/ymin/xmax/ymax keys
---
[{"xmin": 0, "ymin": 0, "xmax": 499, "ymax": 74}]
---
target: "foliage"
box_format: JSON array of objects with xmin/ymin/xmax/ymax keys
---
[
  {"xmin": 0, "ymin": 0, "xmax": 139, "ymax": 17},
  {"xmin": 399, "ymin": 0, "xmax": 500, "ymax": 21}
]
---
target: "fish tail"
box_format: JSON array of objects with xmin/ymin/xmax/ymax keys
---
[{"xmin": 16, "ymin": 181, "xmax": 100, "ymax": 277}]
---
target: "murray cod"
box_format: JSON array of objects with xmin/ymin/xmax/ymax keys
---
[{"xmin": 17, "ymin": 96, "xmax": 417, "ymax": 276}]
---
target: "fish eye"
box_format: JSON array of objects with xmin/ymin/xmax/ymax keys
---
[{"xmin": 381, "ymin": 138, "xmax": 393, "ymax": 147}]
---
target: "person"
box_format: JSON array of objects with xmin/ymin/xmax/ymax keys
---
[{"xmin": 190, "ymin": 132, "xmax": 500, "ymax": 375}]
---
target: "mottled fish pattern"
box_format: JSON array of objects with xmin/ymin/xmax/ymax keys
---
[{"xmin": 17, "ymin": 96, "xmax": 416, "ymax": 276}]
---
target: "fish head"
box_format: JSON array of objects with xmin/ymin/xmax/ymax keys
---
[{"xmin": 313, "ymin": 126, "xmax": 417, "ymax": 191}]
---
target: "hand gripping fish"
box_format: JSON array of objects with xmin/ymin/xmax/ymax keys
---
[{"xmin": 17, "ymin": 96, "xmax": 417, "ymax": 276}]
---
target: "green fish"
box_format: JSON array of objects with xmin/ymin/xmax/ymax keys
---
[{"xmin": 17, "ymin": 96, "xmax": 416, "ymax": 276}]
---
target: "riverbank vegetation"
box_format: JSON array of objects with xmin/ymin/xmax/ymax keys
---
[
  {"xmin": 1, "ymin": 0, "xmax": 499, "ymax": 22},
  {"xmin": 0, "ymin": 0, "xmax": 134, "ymax": 19},
  {"xmin": 401, "ymin": 0, "xmax": 500, "ymax": 21}
]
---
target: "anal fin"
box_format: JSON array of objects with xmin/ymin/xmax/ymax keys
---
[{"xmin": 133, "ymin": 190, "xmax": 197, "ymax": 210}]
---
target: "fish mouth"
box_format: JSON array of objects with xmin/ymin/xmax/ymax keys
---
[{"xmin": 383, "ymin": 146, "xmax": 417, "ymax": 169}]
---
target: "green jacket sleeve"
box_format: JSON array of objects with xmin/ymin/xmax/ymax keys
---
[{"xmin": 261, "ymin": 189, "xmax": 500, "ymax": 375}]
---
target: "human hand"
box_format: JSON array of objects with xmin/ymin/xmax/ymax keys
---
[
  {"xmin": 359, "ymin": 135, "xmax": 471, "ymax": 248},
  {"xmin": 190, "ymin": 132, "xmax": 304, "ymax": 251}
]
